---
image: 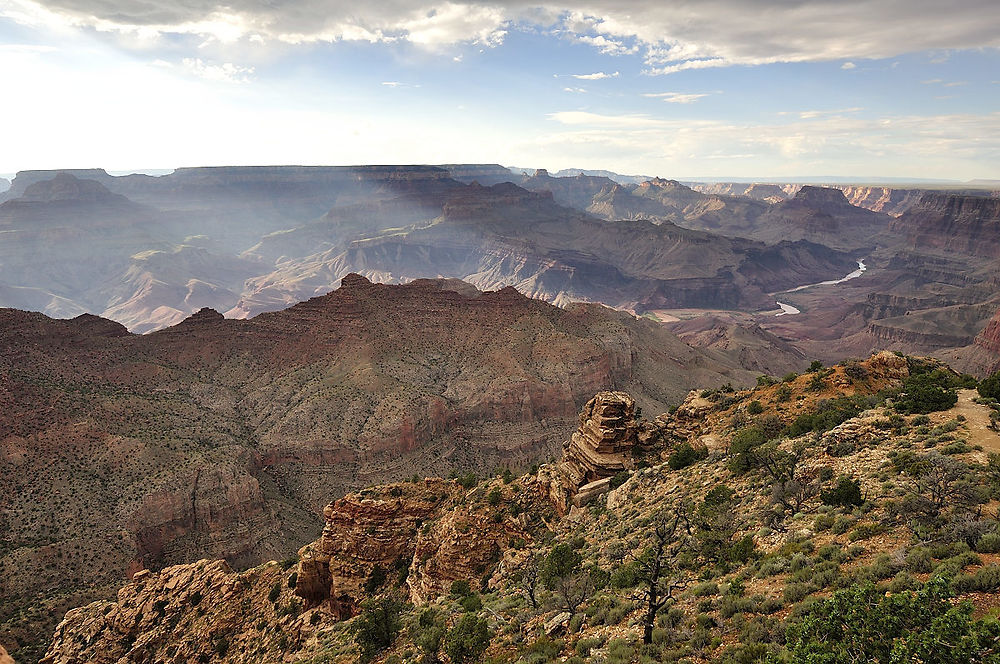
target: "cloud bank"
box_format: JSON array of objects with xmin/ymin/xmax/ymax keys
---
[{"xmin": 4, "ymin": 0, "xmax": 999, "ymax": 72}]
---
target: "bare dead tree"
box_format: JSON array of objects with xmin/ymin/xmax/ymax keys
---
[
  {"xmin": 630, "ymin": 507, "xmax": 693, "ymax": 645},
  {"xmin": 513, "ymin": 553, "xmax": 540, "ymax": 609}
]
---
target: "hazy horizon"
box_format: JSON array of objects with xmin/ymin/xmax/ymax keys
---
[{"xmin": 2, "ymin": 165, "xmax": 998, "ymax": 187}]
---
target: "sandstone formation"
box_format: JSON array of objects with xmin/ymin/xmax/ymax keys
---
[
  {"xmin": 295, "ymin": 479, "xmax": 461, "ymax": 615},
  {"xmin": 561, "ymin": 392, "xmax": 638, "ymax": 486},
  {"xmin": 38, "ymin": 351, "xmax": 996, "ymax": 664},
  {"xmin": 749, "ymin": 186, "xmax": 891, "ymax": 251},
  {"xmin": 538, "ymin": 391, "xmax": 675, "ymax": 514}
]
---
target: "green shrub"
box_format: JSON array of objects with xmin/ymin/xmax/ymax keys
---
[
  {"xmin": 821, "ymin": 477, "xmax": 864, "ymax": 508},
  {"xmin": 609, "ymin": 471, "xmax": 630, "ymax": 489},
  {"xmin": 575, "ymin": 637, "xmax": 603, "ymax": 657},
  {"xmin": 412, "ymin": 608, "xmax": 445, "ymax": 660},
  {"xmin": 444, "ymin": 614, "xmax": 491, "ymax": 664},
  {"xmin": 978, "ymin": 371, "xmax": 1000, "ymax": 401},
  {"xmin": 783, "ymin": 582, "xmax": 816, "ymax": 603},
  {"xmin": 487, "ymin": 487, "xmax": 502, "ymax": 506},
  {"xmin": 450, "ymin": 579, "xmax": 472, "ymax": 597},
  {"xmin": 354, "ymin": 598, "xmax": 404, "ymax": 662},
  {"xmin": 785, "ymin": 395, "xmax": 874, "ymax": 437},
  {"xmin": 896, "ymin": 370, "xmax": 960, "ymax": 414},
  {"xmin": 975, "ymin": 532, "xmax": 1000, "ymax": 554},
  {"xmin": 364, "ymin": 565, "xmax": 387, "ymax": 594},
  {"xmin": 459, "ymin": 593, "xmax": 482, "ymax": 612},
  {"xmin": 905, "ymin": 547, "xmax": 934, "ymax": 573},
  {"xmin": 668, "ymin": 442, "xmax": 708, "ymax": 470},
  {"xmin": 786, "ymin": 578, "xmax": 1000, "ymax": 663},
  {"xmin": 610, "ymin": 561, "xmax": 641, "ymax": 589},
  {"xmin": 953, "ymin": 564, "xmax": 1000, "ymax": 593},
  {"xmin": 540, "ymin": 543, "xmax": 582, "ymax": 590}
]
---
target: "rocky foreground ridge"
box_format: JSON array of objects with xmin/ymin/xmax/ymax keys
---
[{"xmin": 35, "ymin": 351, "xmax": 1000, "ymax": 664}]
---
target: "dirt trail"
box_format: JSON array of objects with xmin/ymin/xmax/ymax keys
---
[{"xmin": 949, "ymin": 388, "xmax": 1000, "ymax": 453}]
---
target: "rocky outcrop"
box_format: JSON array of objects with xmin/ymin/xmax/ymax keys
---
[
  {"xmin": 541, "ymin": 392, "xmax": 648, "ymax": 513},
  {"xmin": 4, "ymin": 276, "xmax": 763, "ymax": 658},
  {"xmin": 975, "ymin": 308, "xmax": 1000, "ymax": 357},
  {"xmin": 838, "ymin": 186, "xmax": 923, "ymax": 217},
  {"xmin": 751, "ymin": 186, "xmax": 890, "ymax": 251},
  {"xmin": 41, "ymin": 559, "xmax": 321, "ymax": 664},
  {"xmin": 408, "ymin": 490, "xmax": 530, "ymax": 603},
  {"xmin": 296, "ymin": 477, "xmax": 539, "ymax": 610},
  {"xmin": 296, "ymin": 479, "xmax": 459, "ymax": 614},
  {"xmin": 563, "ymin": 392, "xmax": 638, "ymax": 485}
]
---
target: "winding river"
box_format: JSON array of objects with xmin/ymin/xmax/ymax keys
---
[{"xmin": 774, "ymin": 259, "xmax": 867, "ymax": 317}]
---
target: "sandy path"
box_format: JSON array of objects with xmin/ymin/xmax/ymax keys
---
[{"xmin": 950, "ymin": 389, "xmax": 1000, "ymax": 453}]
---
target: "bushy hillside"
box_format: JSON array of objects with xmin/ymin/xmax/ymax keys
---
[{"xmin": 36, "ymin": 353, "xmax": 1000, "ymax": 664}]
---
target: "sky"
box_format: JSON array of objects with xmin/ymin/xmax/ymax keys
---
[{"xmin": 1, "ymin": 0, "xmax": 998, "ymax": 180}]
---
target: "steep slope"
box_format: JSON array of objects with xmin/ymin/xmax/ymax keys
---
[
  {"xmin": 0, "ymin": 276, "xmax": 757, "ymax": 662},
  {"xmin": 758, "ymin": 192, "xmax": 1000, "ymax": 373},
  {"xmin": 0, "ymin": 168, "xmax": 853, "ymax": 335}
]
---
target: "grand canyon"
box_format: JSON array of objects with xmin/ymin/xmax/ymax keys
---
[
  {"xmin": 3, "ymin": 1, "xmax": 1000, "ymax": 662},
  {"xmin": 3, "ymin": 163, "xmax": 1000, "ymax": 663}
]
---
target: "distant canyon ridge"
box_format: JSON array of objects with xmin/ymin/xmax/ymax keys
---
[{"xmin": 0, "ymin": 164, "xmax": 998, "ymax": 375}]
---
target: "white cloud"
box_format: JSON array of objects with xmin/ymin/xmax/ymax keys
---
[
  {"xmin": 792, "ymin": 107, "xmax": 863, "ymax": 119},
  {"xmin": 575, "ymin": 34, "xmax": 637, "ymax": 56},
  {"xmin": 0, "ymin": 43, "xmax": 57, "ymax": 53},
  {"xmin": 179, "ymin": 58, "xmax": 254, "ymax": 82},
  {"xmin": 3, "ymin": 0, "xmax": 1000, "ymax": 70},
  {"xmin": 563, "ymin": 86, "xmax": 587, "ymax": 93},
  {"xmin": 644, "ymin": 58, "xmax": 730, "ymax": 76},
  {"xmin": 549, "ymin": 111, "xmax": 684, "ymax": 128},
  {"xmin": 571, "ymin": 71, "xmax": 619, "ymax": 80},
  {"xmin": 841, "ymin": 61, "xmax": 856, "ymax": 69},
  {"xmin": 642, "ymin": 91, "xmax": 711, "ymax": 104}
]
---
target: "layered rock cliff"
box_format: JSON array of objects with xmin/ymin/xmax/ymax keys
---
[{"xmin": 891, "ymin": 192, "xmax": 1000, "ymax": 259}]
